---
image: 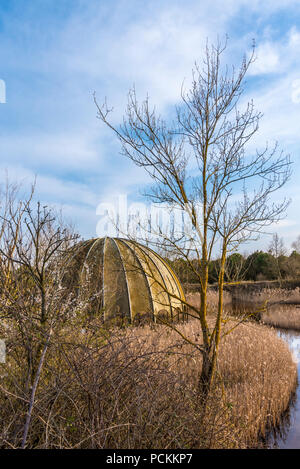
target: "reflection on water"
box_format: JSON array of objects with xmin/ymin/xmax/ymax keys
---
[{"xmin": 267, "ymin": 328, "xmax": 300, "ymax": 449}]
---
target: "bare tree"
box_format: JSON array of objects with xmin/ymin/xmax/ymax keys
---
[
  {"xmin": 268, "ymin": 233, "xmax": 286, "ymax": 258},
  {"xmin": 268, "ymin": 233, "xmax": 286, "ymax": 282},
  {"xmin": 94, "ymin": 39, "xmax": 291, "ymax": 407},
  {"xmin": 0, "ymin": 182, "xmax": 79, "ymax": 447},
  {"xmin": 292, "ymin": 235, "xmax": 300, "ymax": 253}
]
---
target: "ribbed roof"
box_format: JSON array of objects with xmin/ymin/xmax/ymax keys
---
[{"xmin": 66, "ymin": 237, "xmax": 185, "ymax": 323}]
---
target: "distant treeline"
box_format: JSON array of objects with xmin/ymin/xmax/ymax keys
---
[{"xmin": 168, "ymin": 234, "xmax": 300, "ymax": 284}]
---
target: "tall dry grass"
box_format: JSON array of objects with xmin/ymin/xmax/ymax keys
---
[
  {"xmin": 230, "ymin": 285, "xmax": 300, "ymax": 330},
  {"xmin": 0, "ymin": 317, "xmax": 297, "ymax": 449},
  {"xmin": 216, "ymin": 320, "xmax": 297, "ymax": 445},
  {"xmin": 186, "ymin": 290, "xmax": 231, "ymax": 313},
  {"xmin": 232, "ymin": 286, "xmax": 300, "ymax": 305},
  {"xmin": 262, "ymin": 305, "xmax": 300, "ymax": 330}
]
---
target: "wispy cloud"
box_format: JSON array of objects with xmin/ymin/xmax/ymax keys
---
[{"xmin": 0, "ymin": 0, "xmax": 300, "ymax": 247}]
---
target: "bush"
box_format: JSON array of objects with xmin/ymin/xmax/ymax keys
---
[{"xmin": 0, "ymin": 317, "xmax": 296, "ymax": 449}]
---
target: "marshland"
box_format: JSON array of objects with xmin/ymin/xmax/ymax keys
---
[
  {"xmin": 1, "ymin": 13, "xmax": 300, "ymax": 451},
  {"xmin": 0, "ymin": 300, "xmax": 298, "ymax": 449},
  {"xmin": 1, "ymin": 239, "xmax": 300, "ymax": 448}
]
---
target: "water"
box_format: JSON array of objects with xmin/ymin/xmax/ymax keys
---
[{"xmin": 268, "ymin": 328, "xmax": 300, "ymax": 449}]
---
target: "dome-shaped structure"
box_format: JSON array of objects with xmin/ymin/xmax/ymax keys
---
[{"xmin": 66, "ymin": 237, "xmax": 186, "ymax": 324}]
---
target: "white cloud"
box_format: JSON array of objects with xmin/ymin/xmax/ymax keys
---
[
  {"xmin": 0, "ymin": 131, "xmax": 101, "ymax": 171},
  {"xmin": 248, "ymin": 26, "xmax": 300, "ymax": 77},
  {"xmin": 250, "ymin": 42, "xmax": 279, "ymax": 75},
  {"xmin": 2, "ymin": 0, "xmax": 300, "ymax": 242},
  {"xmin": 288, "ymin": 26, "xmax": 300, "ymax": 46}
]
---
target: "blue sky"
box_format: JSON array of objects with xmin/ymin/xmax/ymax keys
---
[{"xmin": 0, "ymin": 0, "xmax": 300, "ymax": 253}]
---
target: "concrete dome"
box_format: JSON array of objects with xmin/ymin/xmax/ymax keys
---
[{"xmin": 67, "ymin": 237, "xmax": 185, "ymax": 323}]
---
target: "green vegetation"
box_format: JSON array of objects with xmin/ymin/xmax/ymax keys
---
[{"xmin": 169, "ymin": 241, "xmax": 300, "ymax": 284}]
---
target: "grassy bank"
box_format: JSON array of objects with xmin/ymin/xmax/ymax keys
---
[{"xmin": 0, "ymin": 317, "xmax": 297, "ymax": 449}]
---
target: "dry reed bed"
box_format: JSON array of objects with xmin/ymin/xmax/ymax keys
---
[
  {"xmin": 189, "ymin": 286, "xmax": 300, "ymax": 331},
  {"xmin": 216, "ymin": 321, "xmax": 297, "ymax": 445},
  {"xmin": 0, "ymin": 318, "xmax": 297, "ymax": 449},
  {"xmin": 186, "ymin": 290, "xmax": 232, "ymax": 312},
  {"xmin": 124, "ymin": 319, "xmax": 297, "ymax": 447},
  {"xmin": 262, "ymin": 305, "xmax": 300, "ymax": 330},
  {"xmin": 232, "ymin": 286, "xmax": 300, "ymax": 307}
]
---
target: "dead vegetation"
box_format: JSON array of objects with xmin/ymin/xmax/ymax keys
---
[
  {"xmin": 186, "ymin": 291, "xmax": 232, "ymax": 313},
  {"xmin": 262, "ymin": 305, "xmax": 300, "ymax": 330},
  {"xmin": 224, "ymin": 285, "xmax": 300, "ymax": 330},
  {"xmin": 0, "ymin": 182, "xmax": 296, "ymax": 449},
  {"xmin": 0, "ymin": 317, "xmax": 296, "ymax": 449}
]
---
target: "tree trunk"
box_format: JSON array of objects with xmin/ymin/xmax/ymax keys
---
[
  {"xmin": 198, "ymin": 347, "xmax": 214, "ymax": 402},
  {"xmin": 21, "ymin": 330, "xmax": 52, "ymax": 449},
  {"xmin": 198, "ymin": 243, "xmax": 227, "ymax": 411}
]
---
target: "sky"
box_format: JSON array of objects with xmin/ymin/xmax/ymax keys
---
[{"xmin": 0, "ymin": 0, "xmax": 300, "ymax": 254}]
